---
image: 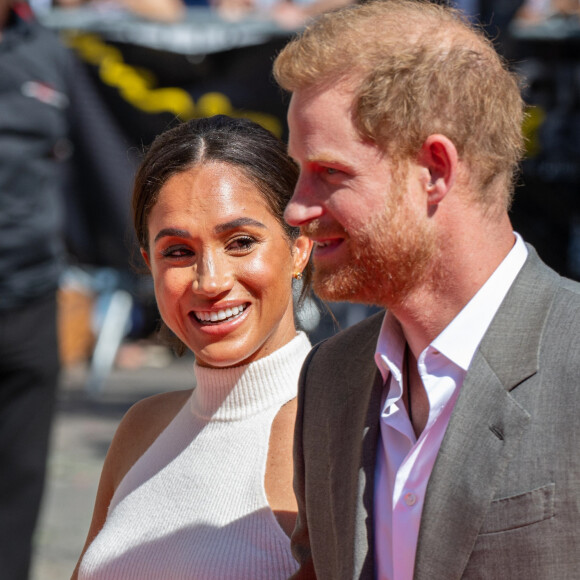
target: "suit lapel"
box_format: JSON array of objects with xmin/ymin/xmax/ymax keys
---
[
  {"xmin": 414, "ymin": 354, "xmax": 531, "ymax": 580},
  {"xmin": 414, "ymin": 247, "xmax": 558, "ymax": 580},
  {"xmin": 352, "ymin": 368, "xmax": 384, "ymax": 579},
  {"xmin": 323, "ymin": 312, "xmax": 384, "ymax": 579}
]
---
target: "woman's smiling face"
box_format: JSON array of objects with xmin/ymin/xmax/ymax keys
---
[{"xmin": 142, "ymin": 162, "xmax": 311, "ymax": 368}]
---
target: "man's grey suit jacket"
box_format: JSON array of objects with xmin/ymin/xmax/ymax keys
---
[{"xmin": 290, "ymin": 246, "xmax": 580, "ymax": 579}]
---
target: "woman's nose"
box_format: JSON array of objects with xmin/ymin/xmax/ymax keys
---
[{"xmin": 191, "ymin": 253, "xmax": 233, "ymax": 296}]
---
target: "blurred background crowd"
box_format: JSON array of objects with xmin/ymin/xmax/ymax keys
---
[
  {"xmin": 2, "ymin": 0, "xmax": 580, "ymax": 578},
  {"xmin": 23, "ymin": 0, "xmax": 580, "ymax": 376},
  {"xmin": 30, "ymin": 0, "xmax": 355, "ymax": 28}
]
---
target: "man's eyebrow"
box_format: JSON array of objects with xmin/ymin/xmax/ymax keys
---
[
  {"xmin": 292, "ymin": 152, "xmax": 345, "ymax": 167},
  {"xmin": 214, "ymin": 217, "xmax": 267, "ymax": 234},
  {"xmin": 311, "ymin": 154, "xmax": 342, "ymax": 164}
]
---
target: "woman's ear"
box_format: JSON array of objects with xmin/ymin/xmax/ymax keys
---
[
  {"xmin": 141, "ymin": 247, "xmax": 152, "ymax": 270},
  {"xmin": 292, "ymin": 234, "xmax": 313, "ymax": 274}
]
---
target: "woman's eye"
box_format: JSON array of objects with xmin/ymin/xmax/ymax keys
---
[
  {"xmin": 160, "ymin": 246, "xmax": 193, "ymax": 258},
  {"xmin": 228, "ymin": 236, "xmax": 257, "ymax": 252}
]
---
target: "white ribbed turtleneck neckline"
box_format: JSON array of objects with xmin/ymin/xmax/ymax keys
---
[{"xmin": 191, "ymin": 331, "xmax": 311, "ymax": 421}]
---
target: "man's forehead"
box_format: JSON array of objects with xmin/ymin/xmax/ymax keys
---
[
  {"xmin": 287, "ymin": 103, "xmax": 351, "ymax": 163},
  {"xmin": 288, "ymin": 87, "xmax": 375, "ymax": 137},
  {"xmin": 287, "ymin": 84, "xmax": 357, "ymax": 137},
  {"xmin": 289, "ymin": 77, "xmax": 359, "ymax": 109}
]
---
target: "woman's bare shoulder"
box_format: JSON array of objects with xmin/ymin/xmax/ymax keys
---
[
  {"xmin": 109, "ymin": 388, "xmax": 193, "ymax": 488},
  {"xmin": 265, "ymin": 397, "xmax": 298, "ymax": 536},
  {"xmin": 121, "ymin": 389, "xmax": 192, "ymax": 434},
  {"xmin": 70, "ymin": 388, "xmax": 193, "ymax": 579}
]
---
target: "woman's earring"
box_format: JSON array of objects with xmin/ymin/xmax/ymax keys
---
[{"xmin": 293, "ymin": 272, "xmax": 303, "ymax": 280}]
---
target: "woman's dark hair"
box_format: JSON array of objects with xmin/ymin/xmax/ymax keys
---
[{"xmin": 132, "ymin": 115, "xmax": 312, "ymax": 352}]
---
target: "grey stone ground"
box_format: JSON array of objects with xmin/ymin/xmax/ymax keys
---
[{"xmin": 30, "ymin": 347, "xmax": 196, "ymax": 580}]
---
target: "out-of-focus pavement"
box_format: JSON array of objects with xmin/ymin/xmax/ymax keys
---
[{"xmin": 30, "ymin": 345, "xmax": 196, "ymax": 580}]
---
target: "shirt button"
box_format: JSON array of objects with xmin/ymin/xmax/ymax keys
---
[{"xmin": 404, "ymin": 492, "xmax": 417, "ymax": 506}]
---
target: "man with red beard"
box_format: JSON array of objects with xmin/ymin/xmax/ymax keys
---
[{"xmin": 273, "ymin": 1, "xmax": 580, "ymax": 579}]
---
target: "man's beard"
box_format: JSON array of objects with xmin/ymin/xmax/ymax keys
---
[{"xmin": 309, "ymin": 189, "xmax": 439, "ymax": 309}]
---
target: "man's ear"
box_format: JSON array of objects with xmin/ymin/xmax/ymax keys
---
[
  {"xmin": 141, "ymin": 247, "xmax": 152, "ymax": 270},
  {"xmin": 418, "ymin": 134, "xmax": 458, "ymax": 206},
  {"xmin": 292, "ymin": 234, "xmax": 313, "ymax": 274}
]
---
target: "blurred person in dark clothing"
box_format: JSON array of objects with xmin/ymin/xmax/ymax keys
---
[{"xmin": 0, "ymin": 1, "xmax": 75, "ymax": 578}]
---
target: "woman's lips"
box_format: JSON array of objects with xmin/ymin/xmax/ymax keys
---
[{"xmin": 192, "ymin": 303, "xmax": 248, "ymax": 325}]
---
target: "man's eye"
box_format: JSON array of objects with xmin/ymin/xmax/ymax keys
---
[{"xmin": 326, "ymin": 167, "xmax": 338, "ymax": 175}]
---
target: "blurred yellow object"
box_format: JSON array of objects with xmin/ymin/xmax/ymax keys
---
[{"xmin": 57, "ymin": 286, "xmax": 95, "ymax": 367}]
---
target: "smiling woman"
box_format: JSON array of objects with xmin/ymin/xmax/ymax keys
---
[
  {"xmin": 143, "ymin": 162, "xmax": 308, "ymax": 369},
  {"xmin": 72, "ymin": 116, "xmax": 313, "ymax": 580}
]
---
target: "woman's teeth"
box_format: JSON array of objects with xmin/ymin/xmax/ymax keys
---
[{"xmin": 195, "ymin": 305, "xmax": 245, "ymax": 323}]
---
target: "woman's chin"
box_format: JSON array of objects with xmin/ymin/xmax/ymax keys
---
[{"xmin": 193, "ymin": 343, "xmax": 256, "ymax": 370}]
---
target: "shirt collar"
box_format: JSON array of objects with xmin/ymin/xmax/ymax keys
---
[
  {"xmin": 375, "ymin": 232, "xmax": 528, "ymax": 376},
  {"xmin": 375, "ymin": 311, "xmax": 405, "ymax": 384}
]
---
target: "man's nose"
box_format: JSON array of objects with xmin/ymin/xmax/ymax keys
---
[{"xmin": 284, "ymin": 175, "xmax": 324, "ymax": 227}]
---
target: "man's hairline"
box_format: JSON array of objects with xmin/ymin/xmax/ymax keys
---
[{"xmin": 286, "ymin": 74, "xmax": 404, "ymax": 158}]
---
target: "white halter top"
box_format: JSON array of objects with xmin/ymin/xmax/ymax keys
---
[{"xmin": 79, "ymin": 332, "xmax": 311, "ymax": 580}]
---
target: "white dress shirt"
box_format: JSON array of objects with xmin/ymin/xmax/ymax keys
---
[{"xmin": 374, "ymin": 234, "xmax": 528, "ymax": 580}]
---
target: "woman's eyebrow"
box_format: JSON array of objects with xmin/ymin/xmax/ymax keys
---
[
  {"xmin": 214, "ymin": 217, "xmax": 266, "ymax": 234},
  {"xmin": 153, "ymin": 227, "xmax": 190, "ymax": 243},
  {"xmin": 153, "ymin": 218, "xmax": 267, "ymax": 244}
]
